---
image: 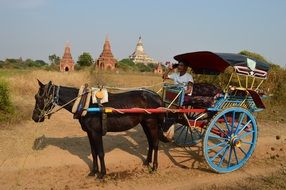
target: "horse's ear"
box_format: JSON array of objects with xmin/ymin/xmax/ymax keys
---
[
  {"xmin": 37, "ymin": 79, "xmax": 44, "ymax": 87},
  {"xmin": 48, "ymin": 81, "xmax": 52, "ymax": 86}
]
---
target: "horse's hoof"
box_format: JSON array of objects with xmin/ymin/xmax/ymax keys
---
[
  {"xmin": 87, "ymin": 171, "xmax": 97, "ymax": 177},
  {"xmin": 152, "ymin": 165, "xmax": 158, "ymax": 171},
  {"xmin": 96, "ymin": 173, "xmax": 105, "ymax": 179},
  {"xmin": 143, "ymin": 160, "xmax": 150, "ymax": 166}
]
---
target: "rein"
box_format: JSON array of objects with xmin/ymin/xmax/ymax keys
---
[
  {"xmin": 36, "ymin": 84, "xmax": 87, "ymax": 119},
  {"xmin": 44, "ymin": 91, "xmax": 87, "ymax": 118},
  {"xmin": 38, "ymin": 82, "xmax": 165, "ymax": 119}
]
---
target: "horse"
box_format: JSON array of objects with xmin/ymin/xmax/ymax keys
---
[{"xmin": 32, "ymin": 80, "xmax": 169, "ymax": 179}]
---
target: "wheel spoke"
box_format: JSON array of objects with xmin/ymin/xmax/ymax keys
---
[
  {"xmin": 236, "ymin": 120, "xmax": 252, "ymax": 135},
  {"xmin": 207, "ymin": 141, "xmax": 227, "ymax": 150},
  {"xmin": 218, "ymin": 146, "xmax": 229, "ymax": 167},
  {"xmin": 239, "ymin": 146, "xmax": 247, "ymax": 156},
  {"xmin": 214, "ymin": 123, "xmax": 226, "ymax": 135},
  {"xmin": 233, "ymin": 147, "xmax": 239, "ymax": 164},
  {"xmin": 184, "ymin": 126, "xmax": 189, "ymax": 143},
  {"xmin": 176, "ymin": 125, "xmax": 185, "ymax": 138},
  {"xmin": 227, "ymin": 146, "xmax": 233, "ymax": 167},
  {"xmin": 231, "ymin": 111, "xmax": 236, "ymax": 133},
  {"xmin": 223, "ymin": 115, "xmax": 231, "ymax": 132},
  {"xmin": 210, "ymin": 145, "xmax": 229, "ymax": 162},
  {"xmin": 175, "ymin": 125, "xmax": 184, "ymax": 132},
  {"xmin": 235, "ymin": 112, "xmax": 245, "ymax": 134},
  {"xmin": 208, "ymin": 134, "xmax": 229, "ymax": 141},
  {"xmin": 237, "ymin": 131, "xmax": 254, "ymax": 140}
]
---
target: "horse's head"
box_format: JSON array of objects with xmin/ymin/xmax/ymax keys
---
[{"xmin": 32, "ymin": 80, "xmax": 58, "ymax": 122}]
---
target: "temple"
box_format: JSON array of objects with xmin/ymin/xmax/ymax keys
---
[
  {"xmin": 60, "ymin": 43, "xmax": 74, "ymax": 72},
  {"xmin": 154, "ymin": 63, "xmax": 163, "ymax": 74},
  {"xmin": 96, "ymin": 36, "xmax": 117, "ymax": 70},
  {"xmin": 129, "ymin": 36, "xmax": 158, "ymax": 65}
]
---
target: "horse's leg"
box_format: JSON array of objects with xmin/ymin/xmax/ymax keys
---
[
  {"xmin": 142, "ymin": 118, "xmax": 159, "ymax": 171},
  {"xmin": 141, "ymin": 123, "xmax": 153, "ymax": 166},
  {"xmin": 93, "ymin": 132, "xmax": 106, "ymax": 179},
  {"xmin": 87, "ymin": 132, "xmax": 99, "ymax": 176},
  {"xmin": 148, "ymin": 119, "xmax": 160, "ymax": 171}
]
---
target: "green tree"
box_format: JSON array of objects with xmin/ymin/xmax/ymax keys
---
[
  {"xmin": 48, "ymin": 54, "xmax": 60, "ymax": 70},
  {"xmin": 239, "ymin": 50, "xmax": 282, "ymax": 71},
  {"xmin": 77, "ymin": 52, "xmax": 93, "ymax": 67},
  {"xmin": 117, "ymin": 59, "xmax": 136, "ymax": 71},
  {"xmin": 49, "ymin": 54, "xmax": 60, "ymax": 65}
]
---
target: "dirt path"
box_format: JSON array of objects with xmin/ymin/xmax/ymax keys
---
[{"xmin": 0, "ymin": 110, "xmax": 285, "ymax": 190}]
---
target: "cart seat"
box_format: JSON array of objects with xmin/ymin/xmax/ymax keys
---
[{"xmin": 184, "ymin": 83, "xmax": 222, "ymax": 108}]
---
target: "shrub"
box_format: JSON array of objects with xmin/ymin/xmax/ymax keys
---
[{"xmin": 0, "ymin": 80, "xmax": 14, "ymax": 123}]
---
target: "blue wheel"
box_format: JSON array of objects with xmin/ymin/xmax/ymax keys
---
[
  {"xmin": 174, "ymin": 112, "xmax": 206, "ymax": 147},
  {"xmin": 174, "ymin": 124, "xmax": 202, "ymax": 146},
  {"xmin": 203, "ymin": 107, "xmax": 257, "ymax": 173}
]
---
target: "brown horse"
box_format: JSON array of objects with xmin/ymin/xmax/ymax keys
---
[{"xmin": 32, "ymin": 80, "xmax": 168, "ymax": 179}]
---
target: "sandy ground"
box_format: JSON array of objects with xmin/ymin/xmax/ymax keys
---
[{"xmin": 0, "ymin": 110, "xmax": 285, "ymax": 190}]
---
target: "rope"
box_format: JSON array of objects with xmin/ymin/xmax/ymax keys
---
[
  {"xmin": 157, "ymin": 107, "xmax": 178, "ymax": 113},
  {"xmin": 44, "ymin": 91, "xmax": 89, "ymax": 118},
  {"xmin": 103, "ymin": 82, "xmax": 164, "ymax": 91},
  {"xmin": 131, "ymin": 108, "xmax": 152, "ymax": 114}
]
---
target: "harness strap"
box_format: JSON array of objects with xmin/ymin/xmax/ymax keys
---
[
  {"xmin": 44, "ymin": 91, "xmax": 88, "ymax": 118},
  {"xmin": 101, "ymin": 112, "xmax": 107, "ymax": 136}
]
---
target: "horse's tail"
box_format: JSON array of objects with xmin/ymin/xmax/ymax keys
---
[{"xmin": 159, "ymin": 127, "xmax": 171, "ymax": 143}]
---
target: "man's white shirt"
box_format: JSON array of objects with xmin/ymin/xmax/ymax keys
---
[{"xmin": 168, "ymin": 72, "xmax": 194, "ymax": 91}]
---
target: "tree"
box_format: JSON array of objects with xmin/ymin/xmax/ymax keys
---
[
  {"xmin": 239, "ymin": 50, "xmax": 269, "ymax": 63},
  {"xmin": 77, "ymin": 52, "xmax": 93, "ymax": 67},
  {"xmin": 48, "ymin": 54, "xmax": 60, "ymax": 65},
  {"xmin": 239, "ymin": 50, "xmax": 281, "ymax": 70}
]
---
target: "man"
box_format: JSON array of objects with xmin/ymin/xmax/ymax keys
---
[
  {"xmin": 163, "ymin": 62, "xmax": 194, "ymax": 104},
  {"xmin": 162, "ymin": 62, "xmax": 195, "ymax": 142}
]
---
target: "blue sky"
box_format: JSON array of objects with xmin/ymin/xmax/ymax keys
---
[{"xmin": 0, "ymin": 0, "xmax": 285, "ymax": 66}]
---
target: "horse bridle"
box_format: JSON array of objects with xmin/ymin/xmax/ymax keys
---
[{"xmin": 36, "ymin": 84, "xmax": 60, "ymax": 120}]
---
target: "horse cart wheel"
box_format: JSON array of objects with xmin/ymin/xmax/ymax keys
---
[
  {"xmin": 203, "ymin": 107, "xmax": 257, "ymax": 173},
  {"xmin": 174, "ymin": 124, "xmax": 202, "ymax": 146},
  {"xmin": 173, "ymin": 112, "xmax": 206, "ymax": 146}
]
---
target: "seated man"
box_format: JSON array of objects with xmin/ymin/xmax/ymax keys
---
[{"xmin": 163, "ymin": 62, "xmax": 193, "ymax": 105}]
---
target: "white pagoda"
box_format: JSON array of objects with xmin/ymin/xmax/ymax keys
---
[{"xmin": 129, "ymin": 36, "xmax": 158, "ymax": 65}]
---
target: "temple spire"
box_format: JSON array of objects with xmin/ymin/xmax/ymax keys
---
[
  {"xmin": 96, "ymin": 36, "xmax": 117, "ymax": 70},
  {"xmin": 60, "ymin": 42, "xmax": 74, "ymax": 72},
  {"xmin": 129, "ymin": 36, "xmax": 158, "ymax": 65}
]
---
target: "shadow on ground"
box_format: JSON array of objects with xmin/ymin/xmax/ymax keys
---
[{"xmin": 33, "ymin": 126, "xmax": 208, "ymax": 172}]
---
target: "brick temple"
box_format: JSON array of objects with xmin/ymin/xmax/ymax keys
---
[
  {"xmin": 96, "ymin": 37, "xmax": 117, "ymax": 70},
  {"xmin": 60, "ymin": 43, "xmax": 74, "ymax": 72},
  {"xmin": 154, "ymin": 63, "xmax": 163, "ymax": 74}
]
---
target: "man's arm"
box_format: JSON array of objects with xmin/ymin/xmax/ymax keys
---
[
  {"xmin": 162, "ymin": 66, "xmax": 173, "ymax": 81},
  {"xmin": 185, "ymin": 81, "xmax": 193, "ymax": 95}
]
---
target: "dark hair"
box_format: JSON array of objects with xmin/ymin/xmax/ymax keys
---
[{"xmin": 173, "ymin": 62, "xmax": 187, "ymax": 68}]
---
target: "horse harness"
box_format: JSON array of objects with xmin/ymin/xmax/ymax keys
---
[{"xmin": 38, "ymin": 83, "xmax": 108, "ymax": 136}]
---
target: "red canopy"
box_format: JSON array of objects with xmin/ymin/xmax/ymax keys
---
[
  {"xmin": 174, "ymin": 51, "xmax": 270, "ymax": 74},
  {"xmin": 174, "ymin": 51, "xmax": 229, "ymax": 74}
]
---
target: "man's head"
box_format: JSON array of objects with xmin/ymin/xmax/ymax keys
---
[{"xmin": 177, "ymin": 62, "xmax": 188, "ymax": 73}]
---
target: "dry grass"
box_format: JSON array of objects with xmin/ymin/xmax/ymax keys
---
[{"xmin": 1, "ymin": 69, "xmax": 162, "ymax": 125}]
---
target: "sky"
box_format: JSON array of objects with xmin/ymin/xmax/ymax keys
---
[{"xmin": 0, "ymin": 0, "xmax": 285, "ymax": 66}]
